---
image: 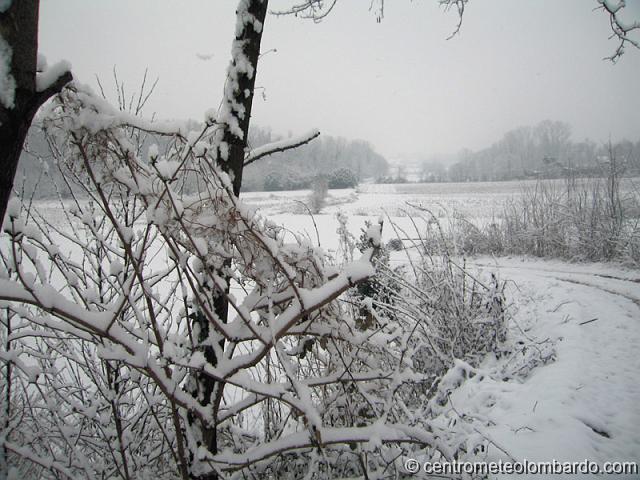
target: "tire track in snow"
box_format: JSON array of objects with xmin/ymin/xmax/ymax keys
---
[
  {"xmin": 550, "ymin": 276, "xmax": 640, "ymax": 310},
  {"xmin": 471, "ymin": 260, "xmax": 640, "ymax": 310},
  {"xmin": 472, "ymin": 261, "xmax": 640, "ymax": 284},
  {"xmin": 466, "ymin": 258, "xmax": 640, "ymax": 475}
]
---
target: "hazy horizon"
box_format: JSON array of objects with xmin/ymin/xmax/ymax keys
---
[{"xmin": 39, "ymin": 1, "xmax": 640, "ymax": 160}]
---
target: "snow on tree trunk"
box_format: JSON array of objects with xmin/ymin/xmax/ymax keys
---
[
  {"xmin": 0, "ymin": 0, "xmax": 71, "ymax": 222},
  {"xmin": 186, "ymin": 3, "xmax": 268, "ymax": 478}
]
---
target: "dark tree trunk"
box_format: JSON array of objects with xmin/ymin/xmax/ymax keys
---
[
  {"xmin": 220, "ymin": 1, "xmax": 268, "ymax": 196},
  {"xmin": 189, "ymin": 1, "xmax": 268, "ymax": 479},
  {"xmin": 0, "ymin": 0, "xmax": 71, "ymax": 222}
]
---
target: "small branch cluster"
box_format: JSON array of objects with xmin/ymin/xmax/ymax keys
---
[
  {"xmin": 596, "ymin": 0, "xmax": 640, "ymax": 62},
  {"xmin": 270, "ymin": 0, "xmax": 338, "ymax": 22}
]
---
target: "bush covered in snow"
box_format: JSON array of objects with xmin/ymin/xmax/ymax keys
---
[
  {"xmin": 436, "ymin": 166, "xmax": 640, "ymax": 264},
  {"xmin": 338, "ymin": 214, "xmax": 508, "ymax": 392},
  {"xmin": 327, "ymin": 167, "xmax": 358, "ymax": 189},
  {"xmin": 263, "ymin": 169, "xmax": 309, "ymax": 191},
  {"xmin": 262, "ymin": 167, "xmax": 359, "ymax": 192},
  {"xmin": 0, "ymin": 83, "xmax": 517, "ymax": 480}
]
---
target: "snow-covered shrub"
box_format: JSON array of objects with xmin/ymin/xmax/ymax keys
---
[
  {"xmin": 494, "ymin": 174, "xmax": 638, "ymax": 262},
  {"xmin": 378, "ymin": 253, "xmax": 507, "ymax": 391},
  {"xmin": 386, "ymin": 237, "xmax": 404, "ymax": 251},
  {"xmin": 349, "ymin": 220, "xmax": 403, "ymax": 331},
  {"xmin": 328, "ymin": 214, "xmax": 511, "ymax": 472},
  {"xmin": 327, "ymin": 167, "xmax": 358, "ymax": 189},
  {"xmin": 0, "ymin": 86, "xmax": 471, "ymax": 479},
  {"xmin": 264, "ymin": 169, "xmax": 310, "ymax": 191},
  {"xmin": 419, "ymin": 160, "xmax": 640, "ymax": 264},
  {"xmin": 338, "ymin": 213, "xmax": 507, "ymax": 391},
  {"xmin": 500, "ymin": 180, "xmax": 572, "ymax": 258}
]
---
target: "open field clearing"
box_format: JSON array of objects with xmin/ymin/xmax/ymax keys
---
[
  {"xmin": 244, "ymin": 177, "xmax": 640, "ymax": 219},
  {"xmin": 4, "ymin": 178, "xmax": 639, "ymax": 478}
]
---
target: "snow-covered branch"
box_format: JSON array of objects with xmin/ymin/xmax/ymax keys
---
[
  {"xmin": 0, "ymin": 78, "xmax": 506, "ymax": 476},
  {"xmin": 42, "ymin": 82, "xmax": 192, "ymax": 138},
  {"xmin": 1, "ymin": 78, "xmax": 430, "ymax": 477},
  {"xmin": 270, "ymin": 0, "xmax": 338, "ymax": 21},
  {"xmin": 597, "ymin": 0, "xmax": 640, "ymax": 62},
  {"xmin": 35, "ymin": 59, "xmax": 72, "ymax": 94},
  {"xmin": 244, "ymin": 129, "xmax": 320, "ymax": 166},
  {"xmin": 208, "ymin": 424, "xmax": 450, "ymax": 472}
]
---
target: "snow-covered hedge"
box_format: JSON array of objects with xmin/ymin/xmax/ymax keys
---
[{"xmin": 0, "ymin": 84, "xmax": 508, "ymax": 480}]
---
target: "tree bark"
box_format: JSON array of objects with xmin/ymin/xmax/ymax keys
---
[
  {"xmin": 221, "ymin": 0, "xmax": 268, "ymax": 197},
  {"xmin": 190, "ymin": 1, "xmax": 268, "ymax": 479},
  {"xmin": 0, "ymin": 0, "xmax": 72, "ymax": 222}
]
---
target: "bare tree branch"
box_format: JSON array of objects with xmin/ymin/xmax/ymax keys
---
[
  {"xmin": 596, "ymin": 0, "xmax": 640, "ymax": 62},
  {"xmin": 244, "ymin": 129, "xmax": 320, "ymax": 166}
]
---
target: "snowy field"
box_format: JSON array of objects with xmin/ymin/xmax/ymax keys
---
[
  {"xmin": 241, "ymin": 177, "xmax": 640, "ymax": 251},
  {"xmin": 244, "ymin": 176, "xmax": 640, "ymax": 220},
  {"xmin": 239, "ymin": 181, "xmax": 510, "ymax": 255},
  {"xmin": 27, "ymin": 180, "xmax": 640, "ymax": 477},
  {"xmin": 239, "ymin": 180, "xmax": 640, "ymax": 478},
  {"xmin": 242, "ymin": 181, "xmax": 515, "ymax": 220}
]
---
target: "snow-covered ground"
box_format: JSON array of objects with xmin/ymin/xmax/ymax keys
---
[
  {"xmin": 462, "ymin": 257, "xmax": 640, "ymax": 478},
  {"xmin": 243, "ymin": 182, "xmax": 510, "ymax": 220},
  {"xmin": 241, "ymin": 183, "xmax": 640, "ymax": 478},
  {"xmin": 27, "ymin": 181, "xmax": 640, "ymax": 477},
  {"xmin": 244, "ymin": 177, "xmax": 640, "ymax": 219}
]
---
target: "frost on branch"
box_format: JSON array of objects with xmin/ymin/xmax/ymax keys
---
[
  {"xmin": 244, "ymin": 129, "xmax": 320, "ymax": 166},
  {"xmin": 596, "ymin": 0, "xmax": 640, "ymax": 62},
  {"xmin": 0, "ymin": 82, "xmax": 475, "ymax": 478}
]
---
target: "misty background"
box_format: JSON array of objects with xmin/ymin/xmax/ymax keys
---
[{"xmin": 18, "ymin": 0, "xmax": 640, "ymax": 197}]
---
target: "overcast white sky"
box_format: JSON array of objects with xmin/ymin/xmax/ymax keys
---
[{"xmin": 39, "ymin": 0, "xmax": 640, "ymax": 159}]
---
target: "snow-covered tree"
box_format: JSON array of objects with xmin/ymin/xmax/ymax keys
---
[
  {"xmin": 0, "ymin": 0, "xmax": 72, "ymax": 221},
  {"xmin": 328, "ymin": 168, "xmax": 358, "ymax": 189},
  {"xmin": 0, "ymin": 75, "xmax": 456, "ymax": 476}
]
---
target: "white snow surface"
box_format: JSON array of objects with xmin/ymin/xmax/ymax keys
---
[
  {"xmin": 36, "ymin": 58, "xmax": 71, "ymax": 92},
  {"xmin": 462, "ymin": 257, "xmax": 640, "ymax": 478}
]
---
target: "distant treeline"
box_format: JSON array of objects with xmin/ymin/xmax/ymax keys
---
[
  {"xmin": 420, "ymin": 120, "xmax": 640, "ymax": 183},
  {"xmin": 242, "ymin": 127, "xmax": 388, "ymax": 191},
  {"xmin": 15, "ymin": 123, "xmax": 389, "ymax": 198}
]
